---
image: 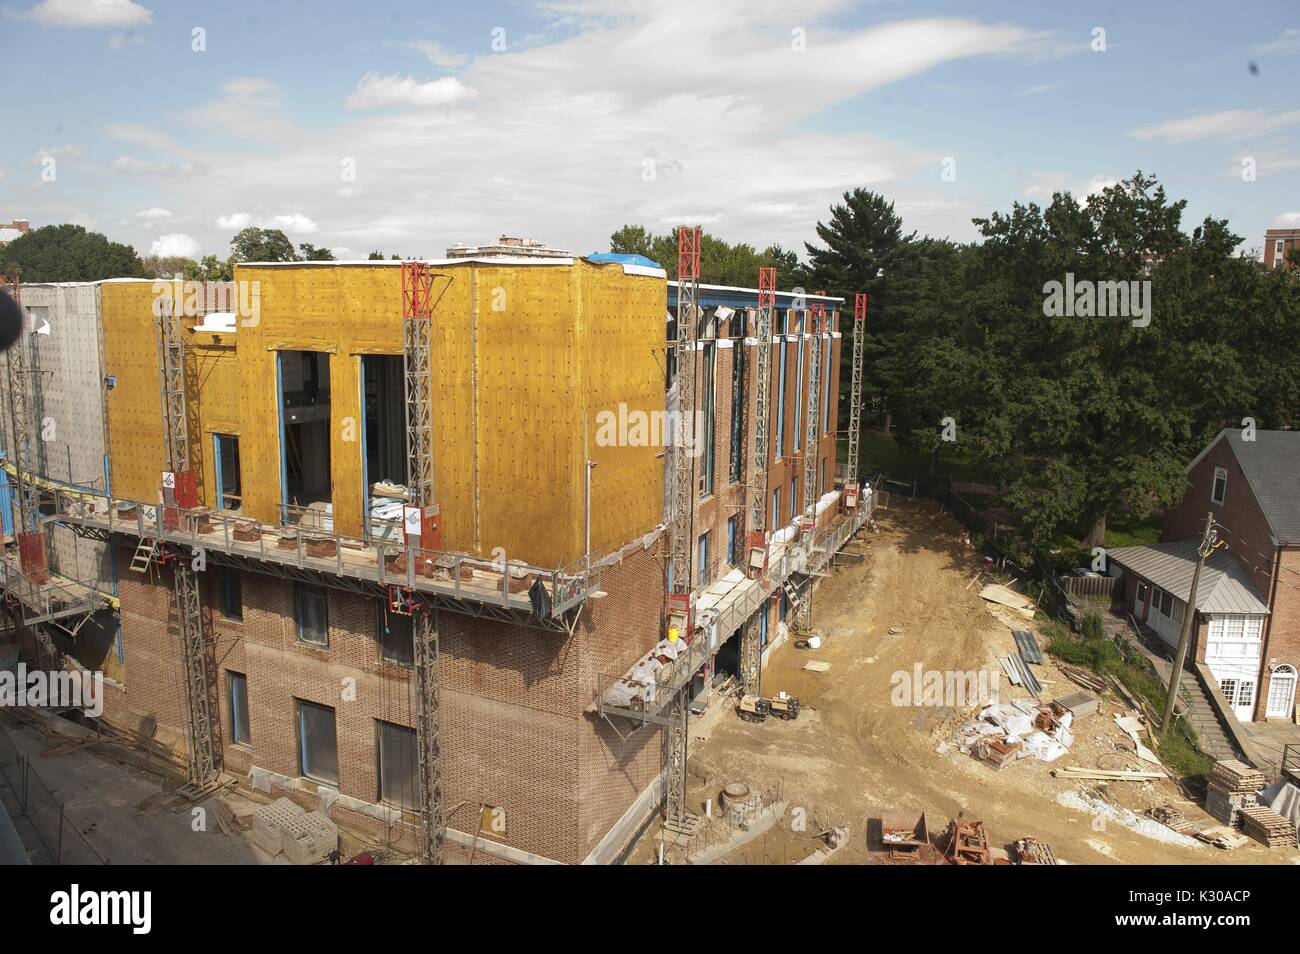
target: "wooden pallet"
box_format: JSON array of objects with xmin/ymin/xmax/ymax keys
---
[{"xmin": 1238, "ymin": 806, "xmax": 1296, "ymax": 848}]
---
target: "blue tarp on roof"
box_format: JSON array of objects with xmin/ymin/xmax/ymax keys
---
[{"xmin": 586, "ymin": 253, "xmax": 663, "ymax": 269}]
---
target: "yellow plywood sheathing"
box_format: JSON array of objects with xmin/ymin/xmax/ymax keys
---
[{"xmin": 99, "ymin": 261, "xmax": 664, "ymax": 568}]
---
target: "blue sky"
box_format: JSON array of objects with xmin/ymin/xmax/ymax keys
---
[{"xmin": 1, "ymin": 0, "xmax": 1297, "ymax": 262}]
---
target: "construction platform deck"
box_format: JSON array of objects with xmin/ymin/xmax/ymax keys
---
[
  {"xmin": 50, "ymin": 490, "xmax": 597, "ymax": 623},
  {"xmin": 0, "ymin": 549, "xmax": 114, "ymax": 630}
]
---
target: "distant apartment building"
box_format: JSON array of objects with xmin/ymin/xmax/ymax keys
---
[{"xmin": 1264, "ymin": 228, "xmax": 1300, "ymax": 271}]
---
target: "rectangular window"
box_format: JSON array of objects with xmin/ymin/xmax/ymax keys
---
[
  {"xmin": 728, "ymin": 339, "xmax": 745, "ymax": 483},
  {"xmin": 773, "ymin": 488, "xmax": 780, "ymax": 528},
  {"xmin": 699, "ymin": 342, "xmax": 716, "ymax": 497},
  {"xmin": 378, "ymin": 602, "xmax": 414, "ymax": 666},
  {"xmin": 295, "ymin": 583, "xmax": 329, "ymax": 646},
  {"xmin": 376, "ymin": 720, "xmax": 418, "ymax": 810},
  {"xmin": 1211, "ymin": 466, "xmax": 1227, "ymax": 505},
  {"xmin": 218, "ymin": 567, "xmax": 243, "ymax": 622},
  {"xmin": 820, "ymin": 458, "xmax": 826, "ymax": 498},
  {"xmin": 1136, "ymin": 581, "xmax": 1149, "ymax": 607},
  {"xmin": 791, "ymin": 477, "xmax": 798, "ymax": 520},
  {"xmin": 794, "ymin": 329, "xmax": 804, "ymax": 452},
  {"xmin": 760, "ymin": 605, "xmax": 769, "ymax": 646},
  {"xmin": 227, "ymin": 671, "xmax": 250, "ymax": 745},
  {"xmin": 727, "ymin": 516, "xmax": 737, "ymax": 566},
  {"xmin": 297, "ymin": 699, "xmax": 338, "ymax": 785},
  {"xmin": 213, "ymin": 433, "xmax": 242, "ymax": 511},
  {"xmin": 278, "ymin": 350, "xmax": 332, "ymax": 525},
  {"xmin": 823, "ymin": 332, "xmax": 832, "ymax": 433},
  {"xmin": 775, "ymin": 336, "xmax": 786, "ymax": 458},
  {"xmin": 698, "ymin": 532, "xmax": 710, "ymax": 586}
]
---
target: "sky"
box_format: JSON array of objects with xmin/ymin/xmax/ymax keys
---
[{"xmin": 1, "ymin": 0, "xmax": 1298, "ymax": 264}]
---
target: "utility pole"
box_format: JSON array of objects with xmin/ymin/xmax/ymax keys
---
[{"xmin": 1161, "ymin": 511, "xmax": 1218, "ymax": 732}]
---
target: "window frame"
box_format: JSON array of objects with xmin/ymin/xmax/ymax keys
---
[
  {"xmin": 295, "ymin": 582, "xmax": 330, "ymax": 647},
  {"xmin": 227, "ymin": 670, "xmax": 251, "ymax": 747},
  {"xmin": 1211, "ymin": 466, "xmax": 1227, "ymax": 505},
  {"xmin": 296, "ymin": 698, "xmax": 339, "ymax": 785}
]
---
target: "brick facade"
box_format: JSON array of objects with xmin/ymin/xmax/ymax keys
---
[
  {"xmin": 112, "ymin": 537, "xmax": 666, "ymax": 865},
  {"xmin": 1161, "ymin": 433, "xmax": 1300, "ymax": 721}
]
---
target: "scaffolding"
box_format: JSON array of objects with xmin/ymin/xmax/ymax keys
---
[
  {"xmin": 155, "ymin": 285, "xmax": 220, "ymax": 795},
  {"xmin": 401, "ymin": 261, "xmax": 448, "ymax": 865},
  {"xmin": 845, "ymin": 293, "xmax": 867, "ymax": 496},
  {"xmin": 664, "ymin": 227, "xmax": 701, "ymax": 833},
  {"xmin": 739, "ymin": 267, "xmax": 776, "ymax": 696}
]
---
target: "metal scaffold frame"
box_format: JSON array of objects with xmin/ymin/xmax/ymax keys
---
[
  {"xmin": 156, "ymin": 285, "xmax": 220, "ymax": 794},
  {"xmin": 664, "ymin": 226, "xmax": 701, "ymax": 832},
  {"xmin": 402, "ymin": 260, "xmax": 448, "ymax": 865},
  {"xmin": 3, "ymin": 273, "xmax": 40, "ymax": 535},
  {"xmin": 793, "ymin": 301, "xmax": 823, "ymax": 631},
  {"xmin": 739, "ymin": 267, "xmax": 776, "ymax": 696},
  {"xmin": 846, "ymin": 293, "xmax": 867, "ymax": 489}
]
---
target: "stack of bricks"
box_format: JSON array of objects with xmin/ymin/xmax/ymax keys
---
[
  {"xmin": 1205, "ymin": 760, "xmax": 1264, "ymax": 828},
  {"xmin": 250, "ymin": 797, "xmax": 304, "ymax": 857},
  {"xmin": 282, "ymin": 810, "xmax": 338, "ymax": 865},
  {"xmin": 249, "ymin": 796, "xmax": 338, "ymax": 863}
]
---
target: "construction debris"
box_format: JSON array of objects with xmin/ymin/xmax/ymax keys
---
[
  {"xmin": 1051, "ymin": 766, "xmax": 1166, "ymax": 781},
  {"xmin": 1148, "ymin": 805, "xmax": 1194, "ymax": 834},
  {"xmin": 1054, "ymin": 691, "xmax": 1099, "ymax": 721},
  {"xmin": 979, "ymin": 584, "xmax": 1036, "ymax": 620},
  {"xmin": 1196, "ymin": 825, "xmax": 1249, "ymax": 850},
  {"xmin": 1000, "ymin": 654, "xmax": 1041, "ymax": 696},
  {"xmin": 1012, "ymin": 836, "xmax": 1058, "ymax": 865},
  {"xmin": 945, "ymin": 815, "xmax": 991, "ymax": 865},
  {"xmin": 879, "ymin": 809, "xmax": 932, "ymax": 863},
  {"xmin": 959, "ymin": 699, "xmax": 1074, "ymax": 767},
  {"xmin": 1013, "ymin": 629, "xmax": 1043, "ymax": 664},
  {"xmin": 1056, "ymin": 663, "xmax": 1108, "ymax": 694},
  {"xmin": 802, "ymin": 660, "xmax": 831, "ymax": 673},
  {"xmin": 1237, "ymin": 806, "xmax": 1296, "ymax": 848},
  {"xmin": 1112, "ymin": 713, "xmax": 1160, "ymax": 764}
]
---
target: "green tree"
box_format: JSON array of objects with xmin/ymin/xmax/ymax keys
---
[
  {"xmin": 229, "ymin": 227, "xmax": 296, "ymax": 263},
  {"xmin": 298, "ymin": 243, "xmax": 336, "ymax": 261},
  {"xmin": 0, "ymin": 224, "xmax": 144, "ymax": 281},
  {"xmin": 140, "ymin": 254, "xmax": 194, "ymax": 279},
  {"xmin": 607, "ymin": 225, "xmax": 808, "ymax": 286},
  {"xmin": 182, "ymin": 254, "xmax": 234, "ymax": 282}
]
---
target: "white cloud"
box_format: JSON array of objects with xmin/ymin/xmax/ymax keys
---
[
  {"xmin": 1274, "ymin": 212, "xmax": 1300, "ymax": 227},
  {"xmin": 31, "ymin": 144, "xmax": 83, "ymax": 162},
  {"xmin": 268, "ymin": 213, "xmax": 318, "ymax": 234},
  {"xmin": 136, "ymin": 207, "xmax": 172, "ymax": 219},
  {"xmin": 1081, "ymin": 175, "xmax": 1117, "ymax": 197},
  {"xmin": 344, "ymin": 73, "xmax": 477, "ymax": 110},
  {"xmin": 1133, "ymin": 108, "xmax": 1300, "ymax": 144},
  {"xmin": 150, "ymin": 233, "xmax": 201, "ymax": 258},
  {"xmin": 30, "ymin": 0, "xmax": 151, "ymax": 28},
  {"xmin": 1023, "ymin": 170, "xmax": 1072, "ymax": 200},
  {"xmin": 1255, "ymin": 28, "xmax": 1300, "ymax": 55},
  {"xmin": 409, "ymin": 39, "xmax": 468, "ymax": 70},
  {"xmin": 216, "ymin": 212, "xmax": 316, "ymax": 234},
  {"xmin": 108, "ymin": 30, "xmax": 144, "ymax": 49},
  {"xmin": 102, "ymin": 7, "xmax": 1058, "ymax": 256}
]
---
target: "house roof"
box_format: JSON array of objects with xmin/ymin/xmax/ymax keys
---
[
  {"xmin": 1188, "ymin": 428, "xmax": 1300, "ymax": 543},
  {"xmin": 1108, "ymin": 541, "xmax": 1270, "ymax": 615}
]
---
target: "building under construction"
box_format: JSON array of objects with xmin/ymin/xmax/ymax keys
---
[{"xmin": 0, "ymin": 235, "xmax": 872, "ymax": 864}]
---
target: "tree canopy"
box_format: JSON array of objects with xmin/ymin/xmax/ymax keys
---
[
  {"xmin": 0, "ymin": 224, "xmax": 144, "ymax": 281},
  {"xmin": 608, "ymin": 225, "xmax": 805, "ymax": 287}
]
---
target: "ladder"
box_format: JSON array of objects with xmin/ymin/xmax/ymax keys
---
[
  {"xmin": 782, "ymin": 577, "xmax": 803, "ymax": 614},
  {"xmin": 129, "ymin": 538, "xmax": 157, "ymax": 574}
]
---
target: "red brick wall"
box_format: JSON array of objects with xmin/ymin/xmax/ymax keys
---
[
  {"xmin": 1161, "ymin": 434, "xmax": 1300, "ymax": 720},
  {"xmin": 114, "ymin": 535, "xmax": 667, "ymax": 864}
]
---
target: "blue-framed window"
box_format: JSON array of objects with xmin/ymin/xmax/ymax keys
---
[
  {"xmin": 213, "ymin": 433, "xmax": 241, "ymax": 511},
  {"xmin": 772, "ymin": 488, "xmax": 780, "ymax": 528},
  {"xmin": 376, "ymin": 720, "xmax": 418, "ymax": 810},
  {"xmin": 760, "ymin": 606, "xmax": 769, "ymax": 646},
  {"xmin": 791, "ymin": 477, "xmax": 797, "ymax": 519},
  {"xmin": 227, "ymin": 671, "xmax": 250, "ymax": 745},
  {"xmin": 727, "ymin": 516, "xmax": 737, "ymax": 566},
  {"xmin": 728, "ymin": 341, "xmax": 745, "ymax": 483},
  {"xmin": 794, "ymin": 323, "xmax": 804, "ymax": 452},
  {"xmin": 700, "ymin": 342, "xmax": 716, "ymax": 497},
  {"xmin": 698, "ymin": 531, "xmax": 710, "ymax": 586},
  {"xmin": 823, "ymin": 332, "xmax": 832, "ymax": 434},
  {"xmin": 775, "ymin": 336, "xmax": 787, "ymax": 458},
  {"xmin": 296, "ymin": 699, "xmax": 338, "ymax": 784}
]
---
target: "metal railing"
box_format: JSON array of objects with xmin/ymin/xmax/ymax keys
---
[
  {"xmin": 596, "ymin": 491, "xmax": 876, "ymax": 721},
  {"xmin": 0, "ymin": 720, "xmax": 109, "ymax": 864},
  {"xmin": 0, "ymin": 552, "xmax": 110, "ymax": 625},
  {"xmin": 51, "ymin": 488, "xmax": 598, "ymax": 619}
]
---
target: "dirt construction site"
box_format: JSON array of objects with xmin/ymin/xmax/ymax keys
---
[{"xmin": 630, "ymin": 501, "xmax": 1300, "ymax": 865}]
